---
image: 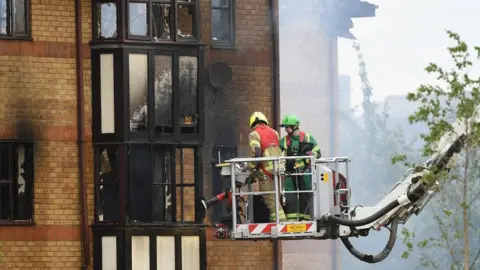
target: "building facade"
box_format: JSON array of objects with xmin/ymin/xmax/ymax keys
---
[
  {"xmin": 0, "ymin": 0, "xmax": 280, "ymax": 268},
  {"xmin": 0, "ymin": 0, "xmax": 375, "ymax": 269}
]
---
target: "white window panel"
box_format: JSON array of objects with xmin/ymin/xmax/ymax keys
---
[
  {"xmin": 132, "ymin": 236, "xmax": 150, "ymax": 270},
  {"xmin": 102, "ymin": 236, "xmax": 117, "ymax": 270},
  {"xmin": 157, "ymin": 236, "xmax": 175, "ymax": 270}
]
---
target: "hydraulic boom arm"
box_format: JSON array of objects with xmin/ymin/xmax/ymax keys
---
[{"xmin": 322, "ymin": 112, "xmax": 479, "ymax": 263}]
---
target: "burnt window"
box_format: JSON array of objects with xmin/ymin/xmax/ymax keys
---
[
  {"xmin": 211, "ymin": 0, "xmax": 235, "ymax": 48},
  {"xmin": 95, "ymin": 145, "xmax": 121, "ymax": 223},
  {"xmin": 129, "ymin": 145, "xmax": 199, "ymax": 223},
  {"xmin": 128, "ymin": 51, "xmax": 199, "ymax": 136},
  {"xmin": 0, "ymin": 0, "xmax": 30, "ymax": 39},
  {"xmin": 94, "ymin": 2, "xmax": 117, "ymax": 39},
  {"xmin": 0, "ymin": 142, "xmax": 34, "ymax": 224},
  {"xmin": 127, "ymin": 0, "xmax": 197, "ymax": 41}
]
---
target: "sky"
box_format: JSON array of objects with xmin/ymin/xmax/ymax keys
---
[{"xmin": 337, "ymin": 0, "xmax": 480, "ymax": 109}]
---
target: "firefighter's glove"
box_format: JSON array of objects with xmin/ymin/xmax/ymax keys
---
[{"xmin": 285, "ymin": 159, "xmax": 295, "ymax": 172}]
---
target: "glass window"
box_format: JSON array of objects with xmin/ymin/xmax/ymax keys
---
[
  {"xmin": 181, "ymin": 236, "xmax": 200, "ymax": 270},
  {"xmin": 131, "ymin": 236, "xmax": 150, "ymax": 270},
  {"xmin": 96, "ymin": 146, "xmax": 120, "ymax": 222},
  {"xmin": 177, "ymin": 4, "xmax": 194, "ymax": 39},
  {"xmin": 100, "ymin": 54, "xmax": 115, "ymax": 134},
  {"xmin": 125, "ymin": 0, "xmax": 198, "ymax": 42},
  {"xmin": 127, "ymin": 145, "xmax": 199, "ymax": 223},
  {"xmin": 96, "ymin": 3, "xmax": 117, "ymax": 39},
  {"xmin": 152, "ymin": 146, "xmax": 173, "ymax": 221},
  {"xmin": 154, "ymin": 55, "xmax": 173, "ymax": 133},
  {"xmin": 129, "ymin": 54, "xmax": 149, "ymax": 132},
  {"xmin": 156, "ymin": 236, "xmax": 175, "ymax": 269},
  {"xmin": 152, "ymin": 3, "xmax": 173, "ymax": 41},
  {"xmin": 129, "ymin": 144, "xmax": 152, "ymax": 222},
  {"xmin": 0, "ymin": 0, "xmax": 30, "ymax": 37},
  {"xmin": 0, "ymin": 142, "xmax": 34, "ymax": 223},
  {"xmin": 129, "ymin": 2, "xmax": 148, "ymax": 36},
  {"xmin": 102, "ymin": 236, "xmax": 117, "ymax": 269},
  {"xmin": 211, "ymin": 0, "xmax": 234, "ymax": 46},
  {"xmin": 179, "ymin": 56, "xmax": 198, "ymax": 133}
]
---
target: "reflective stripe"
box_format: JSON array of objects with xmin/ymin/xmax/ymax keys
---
[
  {"xmin": 286, "ymin": 213, "xmax": 301, "ymax": 220},
  {"xmin": 270, "ymin": 212, "xmax": 286, "ymax": 221},
  {"xmin": 300, "ymin": 214, "xmax": 311, "ymax": 220}
]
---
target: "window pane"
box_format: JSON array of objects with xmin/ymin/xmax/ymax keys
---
[
  {"xmin": 97, "ymin": 146, "xmax": 120, "ymax": 222},
  {"xmin": 212, "ymin": 0, "xmax": 228, "ymax": 8},
  {"xmin": 13, "ymin": 0, "xmax": 25, "ymax": 35},
  {"xmin": 211, "ymin": 8, "xmax": 230, "ymax": 42},
  {"xmin": 0, "ymin": 183, "xmax": 11, "ymax": 219},
  {"xmin": 152, "ymin": 3, "xmax": 173, "ymax": 40},
  {"xmin": 154, "ymin": 55, "xmax": 173, "ymax": 133},
  {"xmin": 102, "ymin": 236, "xmax": 117, "ymax": 269},
  {"xmin": 176, "ymin": 186, "xmax": 195, "ymax": 222},
  {"xmin": 178, "ymin": 5, "xmax": 194, "ymax": 39},
  {"xmin": 15, "ymin": 143, "xmax": 33, "ymax": 220},
  {"xmin": 152, "ymin": 146, "xmax": 172, "ymax": 221},
  {"xmin": 96, "ymin": 3, "xmax": 117, "ymax": 38},
  {"xmin": 100, "ymin": 54, "xmax": 115, "ymax": 134},
  {"xmin": 179, "ymin": 56, "xmax": 198, "ymax": 133},
  {"xmin": 0, "ymin": 0, "xmax": 7, "ymax": 35},
  {"xmin": 129, "ymin": 144, "xmax": 151, "ymax": 222},
  {"xmin": 157, "ymin": 236, "xmax": 175, "ymax": 270},
  {"xmin": 129, "ymin": 54, "xmax": 149, "ymax": 132},
  {"xmin": 181, "ymin": 236, "xmax": 200, "ymax": 270},
  {"xmin": 0, "ymin": 144, "xmax": 11, "ymax": 181},
  {"xmin": 129, "ymin": 2, "xmax": 148, "ymax": 36},
  {"xmin": 131, "ymin": 236, "xmax": 150, "ymax": 270}
]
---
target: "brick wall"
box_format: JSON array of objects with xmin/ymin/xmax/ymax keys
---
[
  {"xmin": 0, "ymin": 0, "xmax": 92, "ymax": 269},
  {"xmin": 1, "ymin": 0, "xmax": 278, "ymax": 269},
  {"xmin": 201, "ymin": 0, "xmax": 276, "ymax": 268}
]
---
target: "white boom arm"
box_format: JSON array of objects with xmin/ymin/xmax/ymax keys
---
[{"xmin": 323, "ymin": 111, "xmax": 480, "ymax": 263}]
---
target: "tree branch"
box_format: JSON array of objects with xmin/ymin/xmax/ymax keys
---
[
  {"xmin": 467, "ymin": 190, "xmax": 480, "ymax": 207},
  {"xmin": 432, "ymin": 207, "xmax": 462, "ymax": 268},
  {"xmin": 468, "ymin": 248, "xmax": 480, "ymax": 270}
]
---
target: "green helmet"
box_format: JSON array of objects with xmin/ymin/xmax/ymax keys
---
[{"xmin": 280, "ymin": 114, "xmax": 300, "ymax": 127}]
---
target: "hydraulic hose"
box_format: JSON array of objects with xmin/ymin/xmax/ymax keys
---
[
  {"xmin": 340, "ymin": 218, "xmax": 399, "ymax": 263},
  {"xmin": 324, "ymin": 200, "xmax": 400, "ymax": 227},
  {"xmin": 323, "ymin": 183, "xmax": 426, "ymax": 227}
]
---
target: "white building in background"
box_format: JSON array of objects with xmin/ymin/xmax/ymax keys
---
[{"xmin": 338, "ymin": 75, "xmax": 352, "ymax": 112}]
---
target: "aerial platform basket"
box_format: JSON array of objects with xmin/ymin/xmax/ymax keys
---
[{"xmin": 214, "ymin": 155, "xmax": 351, "ymax": 240}]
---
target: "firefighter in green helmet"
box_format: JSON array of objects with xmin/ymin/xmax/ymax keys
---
[{"xmin": 279, "ymin": 114, "xmax": 321, "ymax": 221}]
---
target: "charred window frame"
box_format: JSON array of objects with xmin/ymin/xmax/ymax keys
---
[
  {"xmin": 211, "ymin": 0, "xmax": 235, "ymax": 48},
  {"xmin": 210, "ymin": 145, "xmax": 236, "ymax": 220},
  {"xmin": 0, "ymin": 0, "xmax": 31, "ymax": 40},
  {"xmin": 93, "ymin": 227, "xmax": 207, "ymax": 270},
  {"xmin": 0, "ymin": 141, "xmax": 34, "ymax": 225},
  {"xmin": 128, "ymin": 144, "xmax": 203, "ymax": 224},
  {"xmin": 94, "ymin": 145, "xmax": 126, "ymax": 224},
  {"xmin": 126, "ymin": 0, "xmax": 199, "ymax": 42},
  {"xmin": 126, "ymin": 47, "xmax": 204, "ymax": 143}
]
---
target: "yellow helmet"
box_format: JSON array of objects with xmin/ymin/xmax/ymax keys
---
[{"xmin": 249, "ymin": 112, "xmax": 268, "ymax": 128}]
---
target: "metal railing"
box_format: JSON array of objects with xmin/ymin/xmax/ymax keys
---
[{"xmin": 223, "ymin": 156, "xmax": 352, "ymax": 234}]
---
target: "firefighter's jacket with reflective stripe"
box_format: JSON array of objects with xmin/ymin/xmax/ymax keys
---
[
  {"xmin": 247, "ymin": 124, "xmax": 282, "ymax": 176},
  {"xmin": 279, "ymin": 131, "xmax": 321, "ymax": 169}
]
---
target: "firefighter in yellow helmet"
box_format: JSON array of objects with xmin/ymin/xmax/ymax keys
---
[{"xmin": 246, "ymin": 112, "xmax": 287, "ymax": 222}]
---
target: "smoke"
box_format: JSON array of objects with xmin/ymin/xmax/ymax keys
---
[{"xmin": 277, "ymin": 0, "xmax": 421, "ymax": 269}]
